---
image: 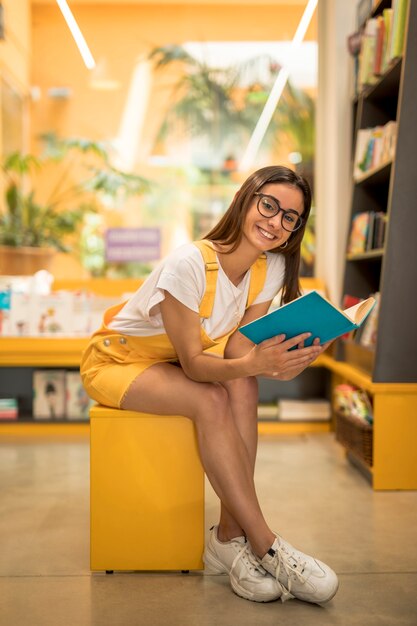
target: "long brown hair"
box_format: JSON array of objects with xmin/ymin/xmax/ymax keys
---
[{"xmin": 204, "ymin": 165, "xmax": 312, "ymax": 303}]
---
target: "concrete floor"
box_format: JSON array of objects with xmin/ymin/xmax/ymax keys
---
[{"xmin": 1, "ymin": 432, "xmax": 416, "ymax": 626}]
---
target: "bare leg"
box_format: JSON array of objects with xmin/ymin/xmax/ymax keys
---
[
  {"xmin": 121, "ymin": 363, "xmax": 275, "ymax": 557},
  {"xmin": 216, "ymin": 376, "xmax": 259, "ymax": 542}
]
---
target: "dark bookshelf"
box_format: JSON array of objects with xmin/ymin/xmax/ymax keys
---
[{"xmin": 343, "ymin": 0, "xmax": 417, "ymax": 383}]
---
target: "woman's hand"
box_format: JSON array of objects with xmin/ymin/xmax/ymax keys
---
[{"xmin": 248, "ymin": 333, "xmax": 325, "ymax": 380}]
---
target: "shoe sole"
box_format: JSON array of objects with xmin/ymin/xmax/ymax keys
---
[{"xmin": 289, "ymin": 579, "xmax": 340, "ymax": 605}]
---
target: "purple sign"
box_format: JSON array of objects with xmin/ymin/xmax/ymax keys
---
[{"xmin": 105, "ymin": 228, "xmax": 161, "ymax": 262}]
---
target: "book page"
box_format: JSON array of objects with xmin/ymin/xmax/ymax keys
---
[{"xmin": 343, "ymin": 297, "xmax": 375, "ymax": 324}]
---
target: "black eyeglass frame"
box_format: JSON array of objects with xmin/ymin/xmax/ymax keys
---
[{"xmin": 254, "ymin": 192, "xmax": 305, "ymax": 232}]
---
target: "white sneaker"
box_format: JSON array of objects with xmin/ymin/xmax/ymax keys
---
[
  {"xmin": 260, "ymin": 535, "xmax": 339, "ymax": 604},
  {"xmin": 203, "ymin": 526, "xmax": 282, "ymax": 603}
]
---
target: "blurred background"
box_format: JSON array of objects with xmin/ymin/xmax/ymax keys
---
[{"xmin": 1, "ymin": 0, "xmax": 318, "ymax": 280}]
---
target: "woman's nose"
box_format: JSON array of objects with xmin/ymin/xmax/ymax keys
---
[{"xmin": 266, "ymin": 211, "xmax": 283, "ymax": 228}]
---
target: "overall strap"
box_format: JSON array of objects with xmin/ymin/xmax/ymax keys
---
[
  {"xmin": 194, "ymin": 239, "xmax": 218, "ymax": 318},
  {"xmin": 246, "ymin": 253, "xmax": 267, "ymax": 308}
]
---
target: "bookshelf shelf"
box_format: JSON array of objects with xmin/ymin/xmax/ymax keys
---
[
  {"xmin": 338, "ymin": 0, "xmax": 417, "ymax": 489},
  {"xmin": 361, "ymin": 56, "xmax": 402, "ymax": 102},
  {"xmin": 353, "ymin": 160, "xmax": 391, "ymax": 185},
  {"xmin": 346, "ymin": 249, "xmax": 384, "ymax": 261},
  {"xmin": 0, "ymin": 337, "xmax": 88, "ymax": 367}
]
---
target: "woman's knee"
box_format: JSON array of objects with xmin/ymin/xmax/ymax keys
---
[
  {"xmin": 225, "ymin": 376, "xmax": 258, "ymax": 404},
  {"xmin": 194, "ymin": 383, "xmax": 231, "ymax": 423}
]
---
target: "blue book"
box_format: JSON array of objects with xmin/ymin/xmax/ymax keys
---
[{"xmin": 239, "ymin": 291, "xmax": 376, "ymax": 346}]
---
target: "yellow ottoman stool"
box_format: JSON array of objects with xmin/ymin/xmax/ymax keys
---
[{"xmin": 90, "ymin": 405, "xmax": 205, "ymax": 572}]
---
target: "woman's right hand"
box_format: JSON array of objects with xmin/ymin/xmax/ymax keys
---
[{"xmin": 247, "ymin": 332, "xmax": 322, "ymax": 378}]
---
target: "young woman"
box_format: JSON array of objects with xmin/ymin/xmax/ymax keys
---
[{"xmin": 81, "ymin": 165, "xmax": 339, "ymax": 605}]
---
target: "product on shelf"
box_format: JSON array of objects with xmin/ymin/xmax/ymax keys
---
[
  {"xmin": 33, "ymin": 370, "xmax": 66, "ymax": 420},
  {"xmin": 0, "ymin": 398, "xmax": 18, "ymax": 420},
  {"xmin": 334, "ymin": 384, "xmax": 373, "ymax": 424},
  {"xmin": 0, "ymin": 284, "xmax": 123, "ymax": 338},
  {"xmin": 257, "ymin": 404, "xmax": 278, "ymax": 421},
  {"xmin": 278, "ymin": 399, "xmax": 331, "ymax": 422},
  {"xmin": 65, "ymin": 371, "xmax": 93, "ymax": 421}
]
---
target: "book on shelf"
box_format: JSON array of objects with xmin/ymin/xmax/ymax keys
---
[
  {"xmin": 358, "ymin": 292, "xmax": 380, "ymax": 348},
  {"xmin": 354, "ymin": 122, "xmax": 397, "ymax": 179},
  {"xmin": 239, "ymin": 291, "xmax": 376, "ymax": 347},
  {"xmin": 257, "ymin": 404, "xmax": 278, "ymax": 421},
  {"xmin": 0, "ymin": 288, "xmax": 123, "ymax": 338},
  {"xmin": 358, "ymin": 17, "xmax": 379, "ymax": 89},
  {"xmin": 31, "ymin": 292, "xmax": 75, "ymax": 336},
  {"xmin": 65, "ymin": 371, "xmax": 93, "ymax": 421},
  {"xmin": 389, "ymin": 0, "xmax": 409, "ymax": 60},
  {"xmin": 0, "ymin": 288, "xmax": 11, "ymax": 336},
  {"xmin": 373, "ymin": 14, "xmax": 386, "ymax": 76},
  {"xmin": 347, "ymin": 212, "xmax": 386, "ymax": 254},
  {"xmin": 0, "ymin": 398, "xmax": 18, "ymax": 420},
  {"xmin": 356, "ymin": 1, "xmax": 408, "ymax": 94},
  {"xmin": 278, "ymin": 399, "xmax": 331, "ymax": 422},
  {"xmin": 8, "ymin": 292, "xmax": 32, "ymax": 336},
  {"xmin": 348, "ymin": 213, "xmax": 369, "ymax": 254},
  {"xmin": 380, "ymin": 8, "xmax": 393, "ymax": 74},
  {"xmin": 33, "ymin": 370, "xmax": 67, "ymax": 420}
]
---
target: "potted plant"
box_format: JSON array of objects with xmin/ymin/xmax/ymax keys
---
[{"xmin": 0, "ymin": 135, "xmax": 150, "ymax": 275}]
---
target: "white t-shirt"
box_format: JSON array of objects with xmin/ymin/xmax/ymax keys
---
[{"xmin": 109, "ymin": 242, "xmax": 285, "ymax": 340}]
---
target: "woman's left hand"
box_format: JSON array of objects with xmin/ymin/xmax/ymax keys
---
[{"xmin": 261, "ymin": 338, "xmax": 332, "ymax": 380}]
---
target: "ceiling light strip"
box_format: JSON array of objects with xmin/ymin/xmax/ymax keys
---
[
  {"xmin": 239, "ymin": 0, "xmax": 318, "ymax": 171},
  {"xmin": 56, "ymin": 0, "xmax": 96, "ymax": 69}
]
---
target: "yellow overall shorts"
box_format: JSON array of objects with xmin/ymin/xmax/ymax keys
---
[{"xmin": 80, "ymin": 240, "xmax": 267, "ymax": 409}]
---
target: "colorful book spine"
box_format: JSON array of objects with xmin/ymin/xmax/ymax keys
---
[
  {"xmin": 389, "ymin": 0, "xmax": 409, "ymax": 60},
  {"xmin": 348, "ymin": 213, "xmax": 369, "ymax": 254},
  {"xmin": 0, "ymin": 398, "xmax": 18, "ymax": 420},
  {"xmin": 355, "ymin": 1, "xmax": 407, "ymax": 94},
  {"xmin": 354, "ymin": 122, "xmax": 397, "ymax": 178}
]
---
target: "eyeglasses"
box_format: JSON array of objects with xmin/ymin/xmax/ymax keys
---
[{"xmin": 254, "ymin": 192, "xmax": 304, "ymax": 233}]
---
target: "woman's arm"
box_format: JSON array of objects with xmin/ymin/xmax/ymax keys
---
[{"xmin": 160, "ymin": 292, "xmax": 322, "ymax": 383}]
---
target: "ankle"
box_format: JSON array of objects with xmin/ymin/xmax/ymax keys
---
[
  {"xmin": 216, "ymin": 523, "xmax": 245, "ymax": 543},
  {"xmin": 249, "ymin": 532, "xmax": 276, "ymax": 559}
]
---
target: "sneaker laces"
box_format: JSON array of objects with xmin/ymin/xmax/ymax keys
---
[
  {"xmin": 230, "ymin": 543, "xmax": 267, "ymax": 578},
  {"xmin": 271, "ymin": 540, "xmax": 307, "ymax": 601}
]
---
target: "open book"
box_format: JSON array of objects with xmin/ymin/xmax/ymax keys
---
[{"xmin": 239, "ymin": 290, "xmax": 376, "ymax": 346}]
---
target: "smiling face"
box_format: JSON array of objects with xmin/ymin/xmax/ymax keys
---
[{"xmin": 242, "ymin": 183, "xmax": 305, "ymax": 252}]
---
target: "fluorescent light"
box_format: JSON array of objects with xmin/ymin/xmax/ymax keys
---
[
  {"xmin": 113, "ymin": 60, "xmax": 152, "ymax": 170},
  {"xmin": 239, "ymin": 0, "xmax": 318, "ymax": 171},
  {"xmin": 56, "ymin": 0, "xmax": 96, "ymax": 70}
]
